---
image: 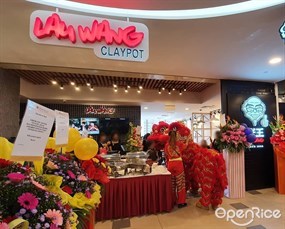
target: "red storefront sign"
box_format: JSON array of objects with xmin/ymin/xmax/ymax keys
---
[
  {"xmin": 30, "ymin": 10, "xmax": 149, "ymax": 62},
  {"xmin": 33, "ymin": 13, "xmax": 144, "ymax": 48}
]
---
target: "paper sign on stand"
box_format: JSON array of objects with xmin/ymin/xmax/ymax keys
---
[
  {"xmin": 11, "ymin": 100, "xmax": 55, "ymax": 161},
  {"xmin": 55, "ymin": 110, "xmax": 69, "ymax": 146}
]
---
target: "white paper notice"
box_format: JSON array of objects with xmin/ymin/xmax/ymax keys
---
[
  {"xmin": 55, "ymin": 110, "xmax": 69, "ymax": 146},
  {"xmin": 11, "ymin": 100, "xmax": 55, "ymax": 161}
]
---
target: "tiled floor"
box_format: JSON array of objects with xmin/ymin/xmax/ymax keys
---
[{"xmin": 95, "ymin": 188, "xmax": 285, "ymax": 229}]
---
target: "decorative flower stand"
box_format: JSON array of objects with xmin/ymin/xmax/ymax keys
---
[
  {"xmin": 223, "ymin": 149, "xmax": 245, "ymax": 198},
  {"xmin": 273, "ymin": 145, "xmax": 285, "ymax": 194}
]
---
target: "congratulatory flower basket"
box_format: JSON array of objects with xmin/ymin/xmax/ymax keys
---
[
  {"xmin": 0, "ymin": 129, "xmax": 111, "ymax": 228},
  {"xmin": 270, "ymin": 116, "xmax": 285, "ymax": 194},
  {"xmin": 216, "ymin": 118, "xmax": 256, "ymax": 199}
]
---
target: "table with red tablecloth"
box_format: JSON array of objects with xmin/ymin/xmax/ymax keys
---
[{"xmin": 96, "ymin": 174, "xmax": 174, "ymax": 221}]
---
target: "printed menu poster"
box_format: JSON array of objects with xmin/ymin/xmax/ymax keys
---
[
  {"xmin": 11, "ymin": 100, "xmax": 55, "ymax": 161},
  {"xmin": 55, "ymin": 110, "xmax": 69, "ymax": 146}
]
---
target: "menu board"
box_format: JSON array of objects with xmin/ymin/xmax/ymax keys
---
[{"xmin": 11, "ymin": 100, "xmax": 55, "ymax": 161}]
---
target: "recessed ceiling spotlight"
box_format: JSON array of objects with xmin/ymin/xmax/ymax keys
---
[
  {"xmin": 269, "ymin": 57, "xmax": 282, "ymax": 65},
  {"xmin": 144, "ymin": 107, "xmax": 148, "ymax": 110},
  {"xmin": 137, "ymin": 89, "xmax": 141, "ymax": 94},
  {"xmin": 139, "ymin": 85, "xmax": 143, "ymax": 90},
  {"xmin": 172, "ymin": 88, "xmax": 175, "ymax": 91},
  {"xmin": 179, "ymin": 90, "xmax": 182, "ymax": 95},
  {"xmin": 185, "ymin": 107, "xmax": 189, "ymax": 111},
  {"xmin": 158, "ymin": 89, "xmax": 162, "ymax": 94},
  {"xmin": 70, "ymin": 81, "xmax": 75, "ymax": 86},
  {"xmin": 183, "ymin": 88, "xmax": 187, "ymax": 92},
  {"xmin": 75, "ymin": 86, "xmax": 80, "ymax": 91},
  {"xmin": 127, "ymin": 85, "xmax": 131, "ymax": 89},
  {"xmin": 113, "ymin": 82, "xmax": 117, "ymax": 88},
  {"xmin": 124, "ymin": 86, "xmax": 128, "ymax": 93},
  {"xmin": 90, "ymin": 86, "xmax": 94, "ymax": 91},
  {"xmin": 60, "ymin": 84, "xmax": 64, "ymax": 90},
  {"xmin": 168, "ymin": 89, "xmax": 171, "ymax": 95},
  {"xmin": 86, "ymin": 82, "xmax": 91, "ymax": 86},
  {"xmin": 162, "ymin": 87, "xmax": 165, "ymax": 91},
  {"xmin": 114, "ymin": 87, "xmax": 118, "ymax": 92},
  {"xmin": 51, "ymin": 80, "xmax": 57, "ymax": 85}
]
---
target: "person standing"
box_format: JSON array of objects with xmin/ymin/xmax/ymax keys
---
[{"xmin": 164, "ymin": 131, "xmax": 187, "ymax": 208}]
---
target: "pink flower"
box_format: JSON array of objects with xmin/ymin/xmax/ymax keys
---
[
  {"xmin": 18, "ymin": 192, "xmax": 39, "ymax": 210},
  {"xmin": 7, "ymin": 173, "xmax": 25, "ymax": 182},
  {"xmin": 44, "ymin": 209, "xmax": 63, "ymax": 226},
  {"xmin": 31, "ymin": 179, "xmax": 47, "ymax": 191},
  {"xmin": 59, "ymin": 155, "xmax": 69, "ymax": 161},
  {"xmin": 0, "ymin": 222, "xmax": 9, "ymax": 229},
  {"xmin": 77, "ymin": 175, "xmax": 87, "ymax": 181},
  {"xmin": 50, "ymin": 224, "xmax": 59, "ymax": 229},
  {"xmin": 85, "ymin": 190, "xmax": 91, "ymax": 199},
  {"xmin": 47, "ymin": 161, "xmax": 58, "ymax": 170},
  {"xmin": 67, "ymin": 170, "xmax": 76, "ymax": 179}
]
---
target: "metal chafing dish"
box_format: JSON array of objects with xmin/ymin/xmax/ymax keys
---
[
  {"xmin": 101, "ymin": 154, "xmax": 128, "ymax": 177},
  {"xmin": 124, "ymin": 152, "xmax": 150, "ymax": 175}
]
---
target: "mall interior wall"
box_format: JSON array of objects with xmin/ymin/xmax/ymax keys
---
[{"xmin": 0, "ymin": 69, "xmax": 20, "ymax": 139}]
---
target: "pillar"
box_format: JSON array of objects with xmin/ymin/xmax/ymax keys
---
[{"xmin": 0, "ymin": 69, "xmax": 20, "ymax": 139}]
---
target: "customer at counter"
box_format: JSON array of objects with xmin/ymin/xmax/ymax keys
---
[{"xmin": 108, "ymin": 132, "xmax": 124, "ymax": 153}]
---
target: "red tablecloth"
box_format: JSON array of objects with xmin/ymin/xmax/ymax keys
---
[{"xmin": 96, "ymin": 174, "xmax": 173, "ymax": 221}]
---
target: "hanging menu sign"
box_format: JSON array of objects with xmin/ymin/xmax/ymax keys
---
[
  {"xmin": 29, "ymin": 10, "xmax": 149, "ymax": 62},
  {"xmin": 11, "ymin": 100, "xmax": 55, "ymax": 161}
]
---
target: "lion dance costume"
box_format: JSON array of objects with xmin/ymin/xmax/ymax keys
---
[{"xmin": 148, "ymin": 121, "xmax": 228, "ymax": 210}]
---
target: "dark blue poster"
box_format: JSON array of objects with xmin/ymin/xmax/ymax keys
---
[{"xmin": 226, "ymin": 93, "xmax": 276, "ymax": 190}]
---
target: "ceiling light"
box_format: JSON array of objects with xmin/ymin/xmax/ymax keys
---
[
  {"xmin": 137, "ymin": 88, "xmax": 141, "ymax": 93},
  {"xmin": 86, "ymin": 82, "xmax": 91, "ymax": 86},
  {"xmin": 162, "ymin": 87, "xmax": 165, "ymax": 91},
  {"xmin": 158, "ymin": 89, "xmax": 162, "ymax": 94},
  {"xmin": 70, "ymin": 81, "xmax": 75, "ymax": 86},
  {"xmin": 168, "ymin": 89, "xmax": 171, "ymax": 95},
  {"xmin": 124, "ymin": 86, "xmax": 128, "ymax": 93},
  {"xmin": 172, "ymin": 88, "xmax": 175, "ymax": 91},
  {"xmin": 144, "ymin": 107, "xmax": 148, "ymax": 110},
  {"xmin": 114, "ymin": 88, "xmax": 118, "ymax": 92},
  {"xmin": 113, "ymin": 82, "xmax": 117, "ymax": 88},
  {"xmin": 179, "ymin": 90, "xmax": 182, "ymax": 95},
  {"xmin": 75, "ymin": 86, "xmax": 80, "ymax": 91},
  {"xmin": 29, "ymin": 0, "xmax": 285, "ymax": 20},
  {"xmin": 127, "ymin": 85, "xmax": 131, "ymax": 89},
  {"xmin": 139, "ymin": 85, "xmax": 143, "ymax": 90},
  {"xmin": 185, "ymin": 108, "xmax": 189, "ymax": 111},
  {"xmin": 90, "ymin": 86, "xmax": 94, "ymax": 91},
  {"xmin": 269, "ymin": 57, "xmax": 282, "ymax": 65},
  {"xmin": 183, "ymin": 88, "xmax": 187, "ymax": 92},
  {"xmin": 51, "ymin": 80, "xmax": 57, "ymax": 85},
  {"xmin": 60, "ymin": 84, "xmax": 64, "ymax": 90}
]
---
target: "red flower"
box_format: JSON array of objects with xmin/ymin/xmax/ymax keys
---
[
  {"xmin": 0, "ymin": 159, "xmax": 12, "ymax": 168},
  {"xmin": 2, "ymin": 216, "xmax": 17, "ymax": 224},
  {"xmin": 62, "ymin": 185, "xmax": 73, "ymax": 195}
]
